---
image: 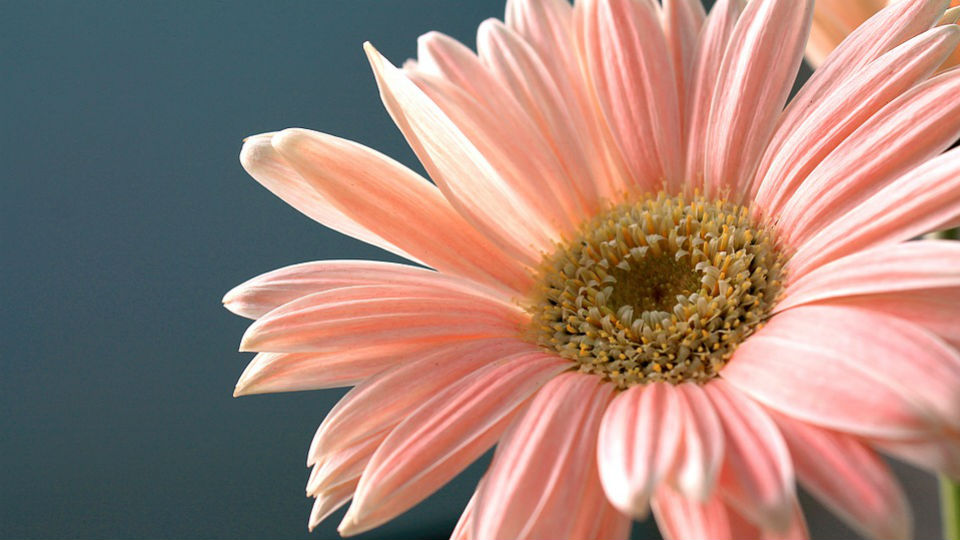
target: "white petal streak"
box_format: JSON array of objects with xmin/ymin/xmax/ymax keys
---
[
  {"xmin": 365, "ymin": 43, "xmax": 555, "ymax": 262},
  {"xmin": 472, "ymin": 373, "xmax": 616, "ymax": 540},
  {"xmin": 597, "ymin": 382, "xmax": 682, "ymax": 518}
]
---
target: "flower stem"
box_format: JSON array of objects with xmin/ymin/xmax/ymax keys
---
[{"xmin": 943, "ymin": 476, "xmax": 960, "ymax": 540}]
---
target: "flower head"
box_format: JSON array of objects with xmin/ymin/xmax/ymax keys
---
[{"xmin": 225, "ymin": 0, "xmax": 960, "ymax": 538}]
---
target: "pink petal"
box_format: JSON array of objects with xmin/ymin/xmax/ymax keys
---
[
  {"xmin": 684, "ymin": 0, "xmax": 744, "ymax": 191},
  {"xmin": 597, "ymin": 382, "xmax": 682, "ymax": 518},
  {"xmin": 764, "ymin": 0, "xmax": 945, "ymax": 178},
  {"xmin": 307, "ymin": 434, "xmax": 382, "ymax": 497},
  {"xmin": 704, "ymin": 0, "xmax": 812, "ymax": 200},
  {"xmin": 674, "ymin": 382, "xmax": 725, "ymax": 500},
  {"xmin": 270, "ymin": 128, "xmax": 536, "ymax": 294},
  {"xmin": 238, "ymin": 283, "xmax": 526, "ymax": 353},
  {"xmin": 577, "ymin": 0, "xmax": 683, "ymax": 193},
  {"xmin": 704, "ymin": 380, "xmax": 795, "ymax": 532},
  {"xmin": 506, "ymin": 0, "xmax": 632, "ymax": 203},
  {"xmin": 339, "ymin": 352, "xmax": 568, "ymax": 535},
  {"xmin": 234, "ymin": 343, "xmax": 435, "ymax": 396},
  {"xmin": 780, "ymin": 240, "xmax": 960, "ymax": 312},
  {"xmin": 223, "ymin": 260, "xmax": 515, "ymax": 320},
  {"xmin": 753, "ymin": 26, "xmax": 960, "ymax": 213},
  {"xmin": 450, "ymin": 486, "xmax": 479, "ymax": 540},
  {"xmin": 662, "ymin": 0, "xmax": 706, "ymax": 131},
  {"xmin": 723, "ymin": 305, "xmax": 960, "ymax": 438},
  {"xmin": 307, "ymin": 339, "xmax": 536, "ymax": 462},
  {"xmin": 364, "ymin": 43, "xmax": 556, "ymax": 262},
  {"xmin": 771, "ymin": 412, "xmax": 911, "ymax": 540},
  {"xmin": 238, "ymin": 133, "xmax": 410, "ymax": 261},
  {"xmin": 414, "ymin": 31, "xmax": 582, "ymax": 231},
  {"xmin": 778, "ymin": 67, "xmax": 960, "ymax": 247},
  {"xmin": 653, "ymin": 487, "xmax": 809, "ymax": 540},
  {"xmin": 475, "ymin": 19, "xmax": 599, "ymax": 214},
  {"xmin": 308, "ymin": 480, "xmax": 356, "ymax": 532},
  {"xmin": 471, "ymin": 372, "xmax": 617, "ymax": 540},
  {"xmin": 872, "ymin": 436, "xmax": 960, "ymax": 480},
  {"xmin": 788, "ymin": 147, "xmax": 960, "ymax": 276}
]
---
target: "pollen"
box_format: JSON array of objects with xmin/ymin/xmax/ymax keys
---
[{"xmin": 529, "ymin": 193, "xmax": 786, "ymax": 388}]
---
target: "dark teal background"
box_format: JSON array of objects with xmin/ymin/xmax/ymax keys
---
[{"xmin": 0, "ymin": 1, "xmax": 939, "ymax": 538}]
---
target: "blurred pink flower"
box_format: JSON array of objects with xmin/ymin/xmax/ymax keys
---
[
  {"xmin": 224, "ymin": 0, "xmax": 960, "ymax": 538},
  {"xmin": 808, "ymin": 0, "xmax": 960, "ymax": 68}
]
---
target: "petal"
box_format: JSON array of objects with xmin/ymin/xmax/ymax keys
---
[
  {"xmin": 307, "ymin": 434, "xmax": 381, "ymax": 498},
  {"xmin": 597, "ymin": 382, "xmax": 682, "ymax": 518},
  {"xmin": 684, "ymin": 0, "xmax": 744, "ymax": 191},
  {"xmin": 781, "ymin": 240, "xmax": 960, "ymax": 312},
  {"xmin": 238, "ymin": 133, "xmax": 410, "ymax": 261},
  {"xmin": 234, "ymin": 343, "xmax": 435, "ymax": 396},
  {"xmin": 308, "ymin": 480, "xmax": 356, "ymax": 532},
  {"xmin": 475, "ymin": 19, "xmax": 599, "ymax": 214},
  {"xmin": 270, "ymin": 128, "xmax": 534, "ymax": 293},
  {"xmin": 872, "ymin": 436, "xmax": 960, "ymax": 480},
  {"xmin": 223, "ymin": 260, "xmax": 514, "ymax": 320},
  {"xmin": 238, "ymin": 283, "xmax": 526, "ymax": 353},
  {"xmin": 771, "ymin": 412, "xmax": 911, "ymax": 540},
  {"xmin": 674, "ymin": 382, "xmax": 725, "ymax": 500},
  {"xmin": 663, "ymin": 0, "xmax": 706, "ymax": 127},
  {"xmin": 778, "ymin": 67, "xmax": 960, "ymax": 246},
  {"xmin": 307, "ymin": 339, "xmax": 536, "ymax": 462},
  {"xmin": 653, "ymin": 486, "xmax": 809, "ymax": 540},
  {"xmin": 339, "ymin": 352, "xmax": 568, "ymax": 535},
  {"xmin": 804, "ymin": 0, "xmax": 882, "ymax": 68},
  {"xmin": 472, "ymin": 372, "xmax": 616, "ymax": 540},
  {"xmin": 450, "ymin": 487, "xmax": 479, "ymax": 540},
  {"xmin": 364, "ymin": 43, "xmax": 555, "ymax": 262},
  {"xmin": 414, "ymin": 31, "xmax": 582, "ymax": 231},
  {"xmin": 704, "ymin": 380, "xmax": 795, "ymax": 532},
  {"xmin": 723, "ymin": 305, "xmax": 960, "ymax": 438},
  {"xmin": 704, "ymin": 0, "xmax": 813, "ymax": 199},
  {"xmin": 766, "ymin": 0, "xmax": 945, "ymax": 175},
  {"xmin": 753, "ymin": 26, "xmax": 960, "ymax": 214},
  {"xmin": 788, "ymin": 148, "xmax": 960, "ymax": 276},
  {"xmin": 577, "ymin": 0, "xmax": 684, "ymax": 193}
]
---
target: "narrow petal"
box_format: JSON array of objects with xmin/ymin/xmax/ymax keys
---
[
  {"xmin": 239, "ymin": 134, "xmax": 410, "ymax": 261},
  {"xmin": 450, "ymin": 487, "xmax": 479, "ymax": 540},
  {"xmin": 597, "ymin": 382, "xmax": 682, "ymax": 518},
  {"xmin": 778, "ymin": 67, "xmax": 960, "ymax": 246},
  {"xmin": 415, "ymin": 31, "xmax": 582, "ymax": 231},
  {"xmin": 804, "ymin": 0, "xmax": 882, "ymax": 68},
  {"xmin": 307, "ymin": 339, "xmax": 536, "ymax": 462},
  {"xmin": 684, "ymin": 0, "xmax": 744, "ymax": 191},
  {"xmin": 364, "ymin": 43, "xmax": 555, "ymax": 261},
  {"xmin": 704, "ymin": 0, "xmax": 812, "ymax": 199},
  {"xmin": 578, "ymin": 0, "xmax": 683, "ymax": 193},
  {"xmin": 476, "ymin": 19, "xmax": 598, "ymax": 214},
  {"xmin": 674, "ymin": 382, "xmax": 725, "ymax": 500},
  {"xmin": 307, "ymin": 434, "xmax": 382, "ymax": 498},
  {"xmin": 308, "ymin": 480, "xmax": 356, "ymax": 532},
  {"xmin": 754, "ymin": 26, "xmax": 960, "ymax": 213},
  {"xmin": 765, "ymin": 0, "xmax": 945, "ymax": 175},
  {"xmin": 872, "ymin": 436, "xmax": 960, "ymax": 480},
  {"xmin": 223, "ymin": 260, "xmax": 514, "ymax": 320},
  {"xmin": 234, "ymin": 343, "xmax": 435, "ymax": 396},
  {"xmin": 781, "ymin": 240, "xmax": 960, "ymax": 312},
  {"xmin": 239, "ymin": 283, "xmax": 526, "ymax": 353},
  {"xmin": 772, "ymin": 412, "xmax": 911, "ymax": 540},
  {"xmin": 662, "ymin": 0, "xmax": 706, "ymax": 136},
  {"xmin": 270, "ymin": 129, "xmax": 535, "ymax": 293},
  {"xmin": 653, "ymin": 486, "xmax": 808, "ymax": 540},
  {"xmin": 472, "ymin": 373, "xmax": 616, "ymax": 540},
  {"xmin": 340, "ymin": 352, "xmax": 568, "ymax": 535},
  {"xmin": 704, "ymin": 380, "xmax": 795, "ymax": 532},
  {"xmin": 723, "ymin": 305, "xmax": 960, "ymax": 438},
  {"xmin": 788, "ymin": 148, "xmax": 960, "ymax": 276}
]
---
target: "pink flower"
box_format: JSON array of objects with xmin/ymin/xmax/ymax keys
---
[{"xmin": 224, "ymin": 0, "xmax": 960, "ymax": 538}]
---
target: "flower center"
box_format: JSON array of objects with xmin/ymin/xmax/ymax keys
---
[{"xmin": 529, "ymin": 193, "xmax": 786, "ymax": 388}]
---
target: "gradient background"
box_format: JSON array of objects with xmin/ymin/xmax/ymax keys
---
[{"xmin": 0, "ymin": 1, "xmax": 942, "ymax": 539}]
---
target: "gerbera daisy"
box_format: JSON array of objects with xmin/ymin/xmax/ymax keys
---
[{"xmin": 224, "ymin": 0, "xmax": 960, "ymax": 538}]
